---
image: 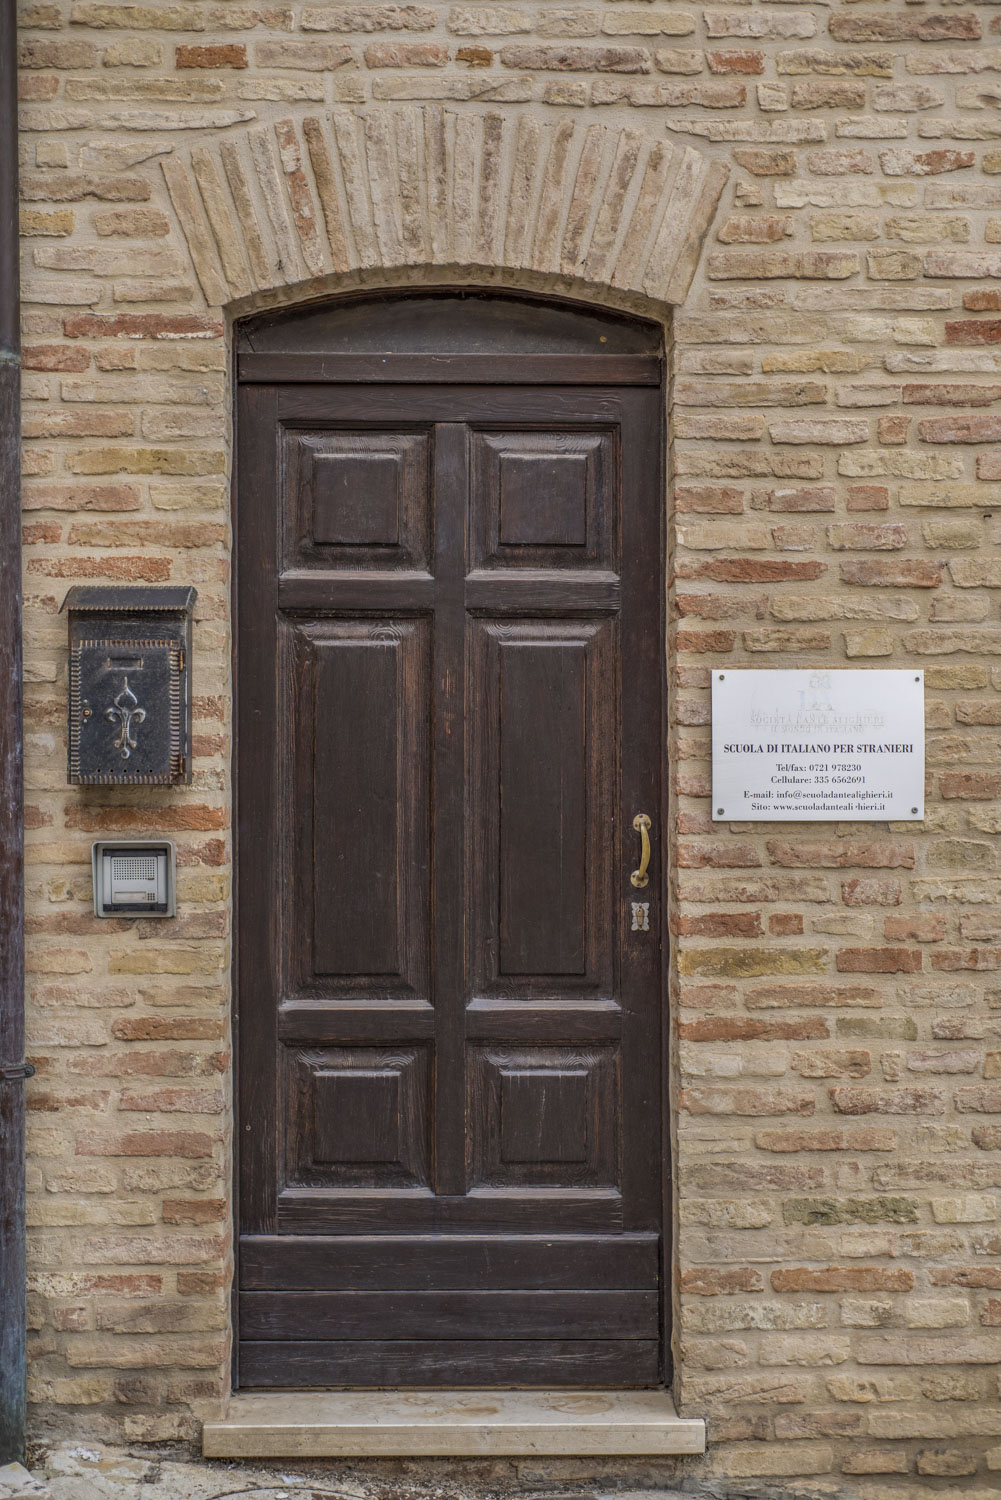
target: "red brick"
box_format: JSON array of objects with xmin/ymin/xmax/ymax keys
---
[
  {"xmin": 883, "ymin": 915, "xmax": 947, "ymax": 942},
  {"xmin": 64, "ymin": 806, "xmax": 226, "ymax": 832},
  {"xmin": 877, "ymin": 415, "xmax": 909, "ymax": 445},
  {"xmin": 24, "ymin": 412, "xmax": 134, "ymax": 439},
  {"xmin": 707, "ymin": 49, "xmax": 764, "ymax": 74},
  {"xmin": 932, "ymin": 948, "xmax": 1001, "ymax": 971},
  {"xmin": 23, "ymin": 344, "xmax": 90, "ymax": 371},
  {"xmin": 678, "ymin": 983, "xmax": 739, "ymax": 1011},
  {"xmin": 756, "ymin": 1127, "xmax": 896, "ymax": 1151},
  {"xmin": 918, "ymin": 415, "xmax": 1001, "ymax": 443},
  {"xmin": 681, "ymin": 1268, "xmax": 764, "ymax": 1295},
  {"xmin": 175, "ymin": 43, "xmax": 247, "ymax": 66},
  {"xmin": 75, "ymin": 1131, "xmax": 216, "ymax": 1158},
  {"xmin": 364, "ymin": 40, "xmax": 447, "ymax": 64},
  {"xmin": 676, "ymin": 630, "xmax": 737, "ymax": 653},
  {"xmin": 732, "ymin": 148, "xmax": 797, "ymax": 176},
  {"xmin": 23, "ymin": 483, "xmax": 141, "ymax": 512},
  {"xmin": 842, "ymin": 878, "xmax": 903, "ymax": 906},
  {"xmin": 110, "ymin": 1018, "xmax": 223, "ymax": 1041},
  {"xmin": 771, "ymin": 1266, "xmax": 913, "ymax": 1292},
  {"xmin": 23, "ymin": 522, "xmax": 61, "ymax": 544},
  {"xmin": 941, "ymin": 772, "xmax": 1001, "ymax": 799},
  {"xmin": 836, "ymin": 947, "xmax": 922, "ymax": 973},
  {"xmin": 931, "ymin": 1267, "xmax": 1001, "ymax": 1288},
  {"xmin": 681, "ymin": 1086, "xmax": 815, "ymax": 1116},
  {"xmin": 747, "ymin": 982, "xmax": 881, "ymax": 1008},
  {"xmin": 177, "ymin": 1272, "xmax": 227, "ymax": 1295},
  {"xmin": 26, "ymin": 555, "xmax": 169, "ymax": 581},
  {"xmin": 675, "ymin": 484, "xmax": 745, "ymax": 514},
  {"xmin": 119, "ymin": 1087, "xmax": 223, "ymax": 1113},
  {"xmin": 904, "ymin": 383, "xmax": 1001, "ymax": 407},
  {"xmin": 676, "ymin": 912, "xmax": 763, "ymax": 937},
  {"xmin": 19, "ymin": 74, "xmax": 59, "ymax": 100},
  {"xmin": 678, "ymin": 842, "xmax": 762, "ymax": 869},
  {"xmin": 770, "ymin": 914, "xmax": 804, "ymax": 936},
  {"xmin": 831, "ymin": 13, "xmax": 979, "ymax": 41},
  {"xmin": 955, "ymin": 1086, "xmax": 1001, "ymax": 1112},
  {"xmin": 829, "ymin": 1086, "xmax": 945, "ymax": 1115},
  {"xmin": 946, "ymin": 320, "xmax": 1001, "ymax": 345},
  {"xmin": 63, "ymin": 313, "xmax": 223, "ymax": 339},
  {"xmin": 162, "ymin": 1200, "xmax": 226, "ymax": 1224},
  {"xmin": 769, "ymin": 841, "xmax": 914, "ymax": 869},
  {"xmin": 18, "ymin": 38, "xmax": 98, "ymax": 67},
  {"xmin": 840, "ymin": 560, "xmax": 942, "ymax": 587},
  {"xmin": 685, "ymin": 559, "xmax": 828, "ymax": 583},
  {"xmin": 964, "ymin": 290, "xmax": 1001, "ymax": 311},
  {"xmin": 846, "ymin": 484, "xmax": 890, "ymax": 512},
  {"xmin": 679, "ymin": 1017, "xmax": 829, "ymax": 1042},
  {"xmin": 881, "ymin": 148, "xmax": 975, "ymax": 177},
  {"xmin": 717, "ymin": 216, "xmax": 792, "ymax": 246}
]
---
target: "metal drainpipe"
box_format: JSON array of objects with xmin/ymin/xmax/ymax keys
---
[{"xmin": 0, "ymin": 0, "xmax": 28, "ymax": 1466}]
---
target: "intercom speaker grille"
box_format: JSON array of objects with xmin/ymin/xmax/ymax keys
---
[{"xmin": 112, "ymin": 855, "xmax": 157, "ymax": 882}]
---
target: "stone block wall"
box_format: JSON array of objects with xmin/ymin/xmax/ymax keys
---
[{"xmin": 15, "ymin": 0, "xmax": 1001, "ymax": 1490}]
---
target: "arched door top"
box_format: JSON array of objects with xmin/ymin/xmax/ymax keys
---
[
  {"xmin": 161, "ymin": 106, "xmax": 729, "ymax": 313},
  {"xmin": 238, "ymin": 289, "xmax": 661, "ymax": 358}
]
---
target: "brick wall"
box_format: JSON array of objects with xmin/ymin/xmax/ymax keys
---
[{"xmin": 17, "ymin": 0, "xmax": 1001, "ymax": 1488}]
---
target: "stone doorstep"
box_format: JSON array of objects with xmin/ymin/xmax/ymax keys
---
[{"xmin": 202, "ymin": 1389, "xmax": 706, "ymax": 1460}]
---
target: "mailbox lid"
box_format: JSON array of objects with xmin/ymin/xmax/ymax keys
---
[{"xmin": 61, "ymin": 585, "xmax": 197, "ymax": 616}]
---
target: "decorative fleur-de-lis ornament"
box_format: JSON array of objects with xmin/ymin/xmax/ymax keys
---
[{"xmin": 105, "ymin": 676, "xmax": 146, "ymax": 760}]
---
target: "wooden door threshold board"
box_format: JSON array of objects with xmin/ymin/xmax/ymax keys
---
[{"xmin": 202, "ymin": 1389, "xmax": 705, "ymax": 1459}]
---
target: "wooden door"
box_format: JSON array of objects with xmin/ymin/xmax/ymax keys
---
[{"xmin": 235, "ymin": 294, "xmax": 666, "ymax": 1389}]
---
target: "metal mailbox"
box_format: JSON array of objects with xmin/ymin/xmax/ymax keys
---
[{"xmin": 62, "ymin": 586, "xmax": 196, "ymax": 786}]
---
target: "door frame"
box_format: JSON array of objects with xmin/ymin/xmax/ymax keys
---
[{"xmin": 230, "ymin": 287, "xmax": 671, "ymax": 1390}]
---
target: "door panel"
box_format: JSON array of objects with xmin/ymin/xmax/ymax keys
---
[
  {"xmin": 498, "ymin": 636, "xmax": 588, "ymax": 978},
  {"xmin": 282, "ymin": 1044, "xmax": 432, "ymax": 1191},
  {"xmin": 469, "ymin": 619, "xmax": 615, "ymax": 998},
  {"xmin": 467, "ymin": 1044, "xmax": 619, "ymax": 1191},
  {"xmin": 283, "ymin": 427, "xmax": 432, "ymax": 572},
  {"xmin": 239, "ymin": 1232, "xmax": 660, "ymax": 1290},
  {"xmin": 469, "ymin": 429, "xmax": 616, "ymax": 571},
  {"xmin": 240, "ymin": 1290, "xmax": 657, "ymax": 1340},
  {"xmin": 237, "ymin": 336, "xmax": 664, "ymax": 1387},
  {"xmin": 238, "ymin": 1340, "xmax": 661, "ymax": 1389},
  {"xmin": 286, "ymin": 618, "xmax": 430, "ymax": 998}
]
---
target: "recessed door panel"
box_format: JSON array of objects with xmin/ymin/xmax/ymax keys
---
[
  {"xmin": 470, "ymin": 620, "xmax": 616, "ymax": 999},
  {"xmin": 282, "ymin": 1044, "xmax": 431, "ymax": 1190},
  {"xmin": 468, "ymin": 1044, "xmax": 620, "ymax": 1191},
  {"xmin": 285, "ymin": 618, "xmax": 430, "ymax": 1000},
  {"xmin": 283, "ymin": 428, "xmax": 431, "ymax": 572},
  {"xmin": 469, "ymin": 429, "xmax": 617, "ymax": 572}
]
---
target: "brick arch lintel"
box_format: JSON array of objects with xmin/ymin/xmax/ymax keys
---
[{"xmin": 160, "ymin": 105, "xmax": 730, "ymax": 314}]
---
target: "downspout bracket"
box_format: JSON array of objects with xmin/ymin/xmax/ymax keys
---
[{"xmin": 0, "ymin": 1063, "xmax": 34, "ymax": 1082}]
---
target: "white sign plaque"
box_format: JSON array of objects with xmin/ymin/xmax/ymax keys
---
[{"xmin": 712, "ymin": 669, "xmax": 925, "ymax": 822}]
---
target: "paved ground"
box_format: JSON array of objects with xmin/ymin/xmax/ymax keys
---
[
  {"xmin": 0, "ymin": 1448, "xmax": 859, "ymax": 1500},
  {"xmin": 0, "ymin": 1448, "xmax": 703, "ymax": 1500}
]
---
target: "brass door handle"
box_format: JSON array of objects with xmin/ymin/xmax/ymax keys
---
[{"xmin": 630, "ymin": 813, "xmax": 651, "ymax": 889}]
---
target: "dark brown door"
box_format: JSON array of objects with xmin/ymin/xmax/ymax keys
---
[{"xmin": 235, "ymin": 294, "xmax": 666, "ymax": 1389}]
